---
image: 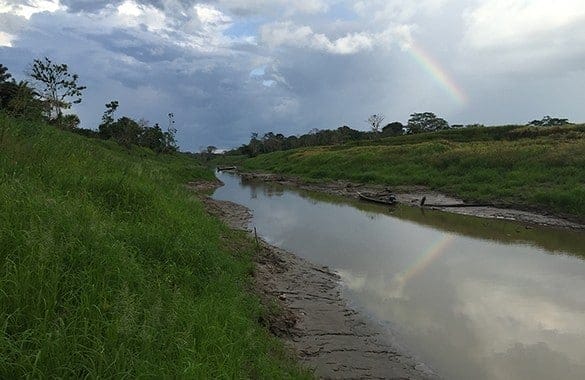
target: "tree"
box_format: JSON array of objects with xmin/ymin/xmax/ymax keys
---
[
  {"xmin": 0, "ymin": 64, "xmax": 12, "ymax": 82},
  {"xmin": 28, "ymin": 57, "xmax": 86, "ymax": 121},
  {"xmin": 112, "ymin": 117, "xmax": 142, "ymax": 148},
  {"xmin": 204, "ymin": 145, "xmax": 217, "ymax": 161},
  {"xmin": 0, "ymin": 64, "xmax": 15, "ymax": 109},
  {"xmin": 98, "ymin": 101, "xmax": 119, "ymax": 139},
  {"xmin": 162, "ymin": 112, "xmax": 178, "ymax": 153},
  {"xmin": 366, "ymin": 114, "xmax": 385, "ymax": 133},
  {"xmin": 2, "ymin": 80, "xmax": 44, "ymax": 120},
  {"xmin": 407, "ymin": 112, "xmax": 449, "ymax": 134},
  {"xmin": 528, "ymin": 116, "xmax": 569, "ymax": 127},
  {"xmin": 381, "ymin": 122, "xmax": 404, "ymax": 136},
  {"xmin": 60, "ymin": 114, "xmax": 80, "ymax": 130},
  {"xmin": 140, "ymin": 122, "xmax": 165, "ymax": 152},
  {"xmin": 101, "ymin": 100, "xmax": 119, "ymax": 126},
  {"xmin": 249, "ymin": 132, "xmax": 260, "ymax": 157}
]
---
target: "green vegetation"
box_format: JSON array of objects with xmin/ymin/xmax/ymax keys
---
[
  {"xmin": 1, "ymin": 61, "xmax": 178, "ymax": 153},
  {"xmin": 0, "ymin": 114, "xmax": 308, "ymax": 378},
  {"xmin": 236, "ymin": 124, "xmax": 585, "ymax": 220}
]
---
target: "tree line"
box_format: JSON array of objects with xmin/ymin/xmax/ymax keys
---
[
  {"xmin": 229, "ymin": 111, "xmax": 572, "ymax": 157},
  {"xmin": 230, "ymin": 112, "xmax": 469, "ymax": 157},
  {"xmin": 0, "ymin": 59, "xmax": 177, "ymax": 153}
]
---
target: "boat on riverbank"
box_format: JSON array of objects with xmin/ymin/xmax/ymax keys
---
[{"xmin": 358, "ymin": 191, "xmax": 397, "ymax": 205}]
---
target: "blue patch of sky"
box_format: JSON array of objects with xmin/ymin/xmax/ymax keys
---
[
  {"xmin": 327, "ymin": 3, "xmax": 358, "ymax": 21},
  {"xmin": 225, "ymin": 18, "xmax": 264, "ymax": 39},
  {"xmin": 249, "ymin": 66, "xmax": 265, "ymax": 77}
]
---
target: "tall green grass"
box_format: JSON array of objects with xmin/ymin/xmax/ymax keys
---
[
  {"xmin": 240, "ymin": 125, "xmax": 585, "ymax": 220},
  {"xmin": 0, "ymin": 114, "xmax": 307, "ymax": 378}
]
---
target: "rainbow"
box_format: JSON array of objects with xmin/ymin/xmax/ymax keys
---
[
  {"xmin": 387, "ymin": 233, "xmax": 456, "ymax": 299},
  {"xmin": 405, "ymin": 40, "xmax": 467, "ymax": 105}
]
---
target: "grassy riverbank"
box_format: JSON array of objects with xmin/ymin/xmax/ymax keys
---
[
  {"xmin": 231, "ymin": 125, "xmax": 585, "ymax": 220},
  {"xmin": 0, "ymin": 114, "xmax": 307, "ymax": 378}
]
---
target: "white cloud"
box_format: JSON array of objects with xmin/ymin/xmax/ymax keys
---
[
  {"xmin": 0, "ymin": 0, "xmax": 63, "ymax": 19},
  {"xmin": 458, "ymin": 0, "xmax": 585, "ymax": 76},
  {"xmin": 216, "ymin": 0, "xmax": 330, "ymax": 16},
  {"xmin": 260, "ymin": 21, "xmax": 392, "ymax": 54},
  {"xmin": 353, "ymin": 0, "xmax": 451, "ymax": 23},
  {"xmin": 195, "ymin": 3, "xmax": 231, "ymax": 26},
  {"xmin": 464, "ymin": 0, "xmax": 585, "ymax": 49},
  {"xmin": 114, "ymin": 0, "xmax": 167, "ymax": 31},
  {"xmin": 0, "ymin": 30, "xmax": 15, "ymax": 47}
]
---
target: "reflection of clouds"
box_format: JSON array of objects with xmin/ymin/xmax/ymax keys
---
[
  {"xmin": 459, "ymin": 281, "xmax": 585, "ymax": 337},
  {"xmin": 456, "ymin": 280, "xmax": 585, "ymax": 364},
  {"xmin": 490, "ymin": 342, "xmax": 585, "ymax": 380},
  {"xmin": 315, "ymin": 251, "xmax": 585, "ymax": 380},
  {"xmin": 336, "ymin": 267, "xmax": 411, "ymax": 303},
  {"xmin": 262, "ymin": 186, "xmax": 284, "ymax": 197},
  {"xmin": 384, "ymin": 275, "xmax": 407, "ymax": 300},
  {"xmin": 335, "ymin": 268, "xmax": 366, "ymax": 291}
]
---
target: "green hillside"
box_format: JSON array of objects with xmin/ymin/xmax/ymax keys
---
[
  {"xmin": 0, "ymin": 114, "xmax": 307, "ymax": 378},
  {"xmin": 239, "ymin": 125, "xmax": 585, "ymax": 220}
]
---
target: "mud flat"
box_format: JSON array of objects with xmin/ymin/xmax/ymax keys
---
[
  {"xmin": 192, "ymin": 180, "xmax": 437, "ymax": 379},
  {"xmin": 237, "ymin": 172, "xmax": 584, "ymax": 230}
]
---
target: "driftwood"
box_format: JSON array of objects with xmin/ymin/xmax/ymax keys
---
[
  {"xmin": 422, "ymin": 203, "xmax": 493, "ymax": 208},
  {"xmin": 357, "ymin": 192, "xmax": 397, "ymax": 205}
]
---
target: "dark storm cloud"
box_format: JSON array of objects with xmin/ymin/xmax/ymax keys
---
[{"xmin": 83, "ymin": 29, "xmax": 185, "ymax": 65}]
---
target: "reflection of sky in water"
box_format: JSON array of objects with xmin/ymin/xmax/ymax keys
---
[{"xmin": 213, "ymin": 173, "xmax": 585, "ymax": 380}]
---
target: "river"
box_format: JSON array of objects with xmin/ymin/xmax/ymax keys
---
[{"xmin": 212, "ymin": 172, "xmax": 585, "ymax": 380}]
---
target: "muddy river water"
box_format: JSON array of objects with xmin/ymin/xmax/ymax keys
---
[{"xmin": 213, "ymin": 172, "xmax": 585, "ymax": 380}]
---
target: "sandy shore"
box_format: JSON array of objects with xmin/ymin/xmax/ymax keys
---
[
  {"xmin": 237, "ymin": 172, "xmax": 584, "ymax": 230},
  {"xmin": 189, "ymin": 179, "xmax": 438, "ymax": 379}
]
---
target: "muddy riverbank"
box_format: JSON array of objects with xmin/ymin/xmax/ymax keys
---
[
  {"xmin": 189, "ymin": 179, "xmax": 437, "ymax": 379},
  {"xmin": 236, "ymin": 172, "xmax": 584, "ymax": 230}
]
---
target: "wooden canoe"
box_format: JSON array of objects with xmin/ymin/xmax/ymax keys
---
[{"xmin": 357, "ymin": 192, "xmax": 397, "ymax": 205}]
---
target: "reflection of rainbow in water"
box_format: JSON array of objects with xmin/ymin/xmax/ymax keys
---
[
  {"xmin": 387, "ymin": 234, "xmax": 457, "ymax": 299},
  {"xmin": 404, "ymin": 40, "xmax": 467, "ymax": 106}
]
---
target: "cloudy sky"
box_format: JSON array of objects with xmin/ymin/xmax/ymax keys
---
[{"xmin": 1, "ymin": 0, "xmax": 584, "ymax": 151}]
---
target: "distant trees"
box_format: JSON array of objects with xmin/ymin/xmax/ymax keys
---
[
  {"xmin": 366, "ymin": 114, "xmax": 385, "ymax": 134},
  {"xmin": 101, "ymin": 100, "xmax": 119, "ymax": 125},
  {"xmin": 381, "ymin": 122, "xmax": 404, "ymax": 137},
  {"xmin": 232, "ymin": 126, "xmax": 369, "ymax": 157},
  {"xmin": 0, "ymin": 64, "xmax": 11, "ymax": 82},
  {"xmin": 1, "ymin": 60, "xmax": 83, "ymax": 126},
  {"xmin": 0, "ymin": 65, "xmax": 44, "ymax": 120},
  {"xmin": 60, "ymin": 114, "xmax": 80, "ymax": 130},
  {"xmin": 202, "ymin": 145, "xmax": 217, "ymax": 161},
  {"xmin": 28, "ymin": 57, "xmax": 86, "ymax": 124},
  {"xmin": 528, "ymin": 116, "xmax": 570, "ymax": 127},
  {"xmin": 407, "ymin": 112, "xmax": 449, "ymax": 134},
  {"xmin": 97, "ymin": 101, "xmax": 177, "ymax": 152},
  {"xmin": 140, "ymin": 122, "xmax": 166, "ymax": 152},
  {"xmin": 1, "ymin": 59, "xmax": 180, "ymax": 154},
  {"xmin": 163, "ymin": 113, "xmax": 178, "ymax": 153}
]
